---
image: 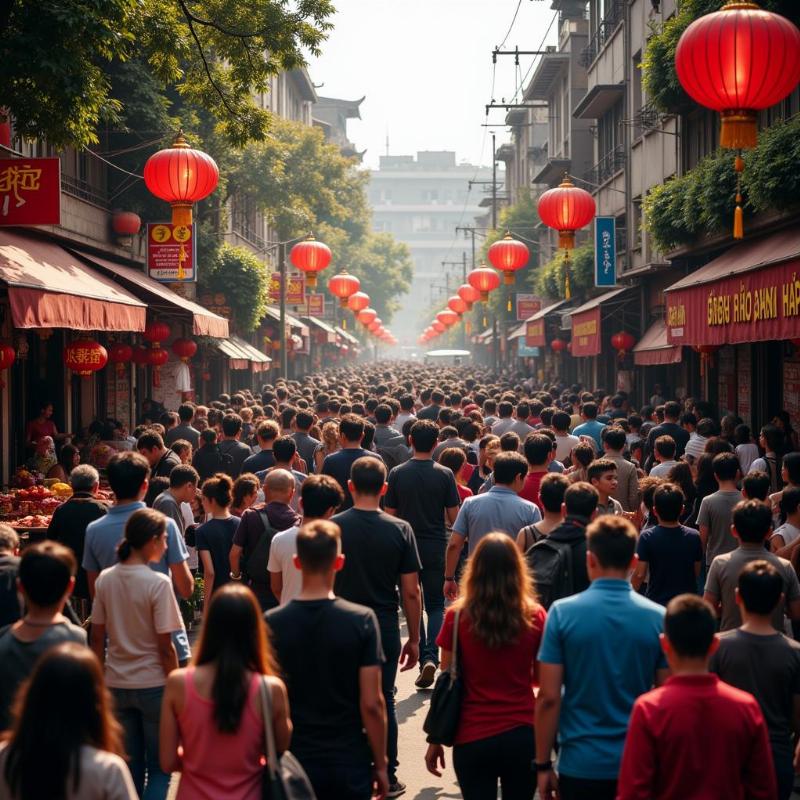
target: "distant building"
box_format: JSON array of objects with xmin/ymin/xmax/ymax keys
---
[{"xmin": 314, "ymin": 96, "xmax": 365, "ymax": 161}]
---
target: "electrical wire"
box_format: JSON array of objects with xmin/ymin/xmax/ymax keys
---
[
  {"xmin": 83, "ymin": 148, "xmax": 144, "ymax": 180},
  {"xmin": 497, "ymin": 0, "xmax": 523, "ymax": 50},
  {"xmin": 511, "ymin": 9, "xmax": 558, "ymax": 103}
]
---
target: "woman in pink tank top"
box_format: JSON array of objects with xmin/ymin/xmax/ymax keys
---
[{"xmin": 159, "ymin": 584, "xmax": 291, "ymax": 800}]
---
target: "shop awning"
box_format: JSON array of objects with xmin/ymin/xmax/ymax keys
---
[
  {"xmin": 74, "ymin": 250, "xmax": 228, "ymax": 338},
  {"xmin": 214, "ymin": 338, "xmax": 251, "ymax": 370},
  {"xmin": 567, "ymin": 287, "xmax": 631, "ymax": 357},
  {"xmin": 335, "ymin": 326, "xmax": 359, "ymax": 346},
  {"xmin": 301, "ymin": 316, "xmax": 337, "ymax": 343},
  {"xmin": 508, "ymin": 321, "xmax": 527, "ymax": 339},
  {"xmin": 524, "ymin": 299, "xmax": 570, "ymax": 346},
  {"xmin": 263, "ymin": 306, "xmax": 309, "ymax": 337},
  {"xmin": 664, "ymin": 228, "xmax": 800, "ymax": 346},
  {"xmin": 0, "ymin": 231, "xmax": 146, "ymax": 331},
  {"xmin": 231, "ymin": 336, "xmax": 271, "ymax": 372},
  {"xmin": 633, "ymin": 319, "xmax": 682, "ymax": 366}
]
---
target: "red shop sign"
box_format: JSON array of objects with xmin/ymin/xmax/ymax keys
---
[
  {"xmin": 306, "ymin": 293, "xmax": 325, "ymax": 317},
  {"xmin": 0, "ymin": 157, "xmax": 60, "ymax": 226},
  {"xmin": 147, "ymin": 223, "xmax": 196, "ymax": 282},
  {"xmin": 269, "ymin": 272, "xmax": 306, "ymax": 306},
  {"xmin": 571, "ymin": 307, "xmax": 601, "ymax": 357},
  {"xmin": 526, "ymin": 318, "xmax": 546, "ymax": 347},
  {"xmin": 516, "ymin": 293, "xmax": 542, "ymax": 322}
]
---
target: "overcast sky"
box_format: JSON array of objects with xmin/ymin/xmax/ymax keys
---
[{"xmin": 309, "ymin": 0, "xmax": 559, "ymax": 170}]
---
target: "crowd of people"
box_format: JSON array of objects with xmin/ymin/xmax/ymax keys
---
[{"xmin": 2, "ymin": 363, "xmax": 800, "ymax": 799}]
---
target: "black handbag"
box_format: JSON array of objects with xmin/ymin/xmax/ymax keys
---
[
  {"xmin": 422, "ymin": 608, "xmax": 464, "ymax": 746},
  {"xmin": 260, "ymin": 677, "xmax": 317, "ymax": 800}
]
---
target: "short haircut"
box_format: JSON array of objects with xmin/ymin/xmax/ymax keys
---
[
  {"xmin": 712, "ymin": 452, "xmax": 740, "ymax": 482},
  {"xmin": 178, "ymin": 403, "xmax": 194, "ymax": 422},
  {"xmin": 272, "ymin": 435, "xmax": 297, "ymax": 463},
  {"xmin": 655, "ymin": 435, "xmax": 677, "ymax": 459},
  {"xmin": 257, "ymin": 420, "xmax": 280, "ymax": 442},
  {"xmin": 565, "ymin": 481, "xmax": 599, "ymax": 517},
  {"xmin": 780, "ymin": 485, "xmax": 800, "ymax": 517},
  {"xmin": 742, "ymin": 470, "xmax": 770, "ymax": 501},
  {"xmin": 169, "ymin": 464, "xmax": 199, "ymax": 489},
  {"xmin": 350, "ymin": 456, "xmax": 386, "ymax": 495},
  {"xmin": 664, "ymin": 594, "xmax": 716, "ymax": 658},
  {"xmin": 499, "ymin": 431, "xmax": 520, "ymax": 452},
  {"xmin": 107, "ymin": 452, "xmax": 150, "ymax": 501},
  {"xmin": 581, "ymin": 402, "xmax": 598, "ymax": 419},
  {"xmin": 498, "ymin": 401, "xmax": 514, "ymax": 418},
  {"xmin": 664, "ymin": 401, "xmax": 681, "ymax": 420},
  {"xmin": 697, "ymin": 418, "xmax": 718, "ymax": 437},
  {"xmin": 295, "ymin": 410, "xmax": 314, "ymax": 430},
  {"xmin": 732, "ymin": 499, "xmax": 773, "ymax": 543},
  {"xmin": 171, "ymin": 440, "xmax": 191, "ymax": 458},
  {"xmin": 438, "ymin": 447, "xmax": 466, "ymax": 476},
  {"xmin": 374, "ymin": 404, "xmax": 392, "ymax": 425},
  {"xmin": 0, "ymin": 524, "xmax": 19, "ymax": 553},
  {"xmin": 587, "ymin": 458, "xmax": 617, "ymax": 483},
  {"xmin": 539, "ymin": 473, "xmax": 570, "ymax": 513},
  {"xmin": 653, "ymin": 483, "xmax": 685, "ymax": 523},
  {"xmin": 295, "ymin": 520, "xmax": 341, "ymax": 573},
  {"xmin": 201, "ymin": 428, "xmax": 218, "ymax": 445},
  {"xmin": 222, "ymin": 413, "xmax": 243, "ymax": 437},
  {"xmin": 136, "ymin": 431, "xmax": 163, "ymax": 452},
  {"xmin": 339, "ymin": 413, "xmax": 365, "ymax": 443},
  {"xmin": 523, "ymin": 434, "xmax": 553, "ymax": 467},
  {"xmin": 785, "ymin": 452, "xmax": 800, "ymax": 485},
  {"xmin": 738, "ymin": 560, "xmax": 783, "ymax": 616},
  {"xmin": 300, "ymin": 475, "xmax": 344, "ymax": 518},
  {"xmin": 201, "ymin": 473, "xmax": 233, "ymax": 507},
  {"xmin": 552, "ymin": 411, "xmax": 571, "ymax": 432},
  {"xmin": 69, "ymin": 464, "xmax": 99, "ymax": 492},
  {"xmin": 602, "ymin": 426, "xmax": 626, "ymax": 451},
  {"xmin": 19, "ymin": 542, "xmax": 76, "ymax": 606},
  {"xmin": 492, "ymin": 451, "xmax": 528, "ymax": 485},
  {"xmin": 586, "ymin": 515, "xmax": 636, "ymax": 569}
]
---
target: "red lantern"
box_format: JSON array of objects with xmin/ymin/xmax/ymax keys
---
[
  {"xmin": 143, "ymin": 132, "xmax": 219, "ymax": 227},
  {"xmin": 467, "ymin": 265, "xmax": 501, "ymax": 302},
  {"xmin": 108, "ymin": 342, "xmax": 133, "ymax": 376},
  {"xmin": 458, "ymin": 283, "xmax": 481, "ymax": 310},
  {"xmin": 357, "ymin": 308, "xmax": 377, "ymax": 326},
  {"xmin": 147, "ymin": 346, "xmax": 170, "ymax": 388},
  {"xmin": 368, "ymin": 318, "xmax": 382, "ymax": 333},
  {"xmin": 347, "ymin": 291, "xmax": 370, "ymax": 313},
  {"xmin": 537, "ymin": 177, "xmax": 596, "ymax": 251},
  {"xmin": 487, "ymin": 233, "xmax": 529, "ymax": 285},
  {"xmin": 611, "ymin": 331, "xmax": 636, "ymax": 358},
  {"xmin": 437, "ymin": 309, "xmax": 459, "ymax": 328},
  {"xmin": 131, "ymin": 345, "xmax": 150, "ymax": 366},
  {"xmin": 143, "ymin": 321, "xmax": 171, "ymax": 347},
  {"xmin": 64, "ymin": 339, "xmax": 108, "ymax": 377},
  {"xmin": 171, "ymin": 337, "xmax": 197, "ymax": 362},
  {"xmin": 290, "ymin": 235, "xmax": 332, "ymax": 290},
  {"xmin": 432, "ymin": 320, "xmax": 446, "ymax": 333},
  {"xmin": 328, "ymin": 271, "xmax": 361, "ymax": 307},
  {"xmin": 448, "ymin": 295, "xmax": 468, "ymax": 315},
  {"xmin": 111, "ymin": 211, "xmax": 141, "ymax": 236},
  {"xmin": 0, "ymin": 343, "xmax": 14, "ymax": 387},
  {"xmin": 550, "ymin": 338, "xmax": 567, "ymax": 354}
]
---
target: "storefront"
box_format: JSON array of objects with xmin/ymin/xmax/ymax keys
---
[
  {"xmin": 632, "ymin": 319, "xmax": 684, "ymax": 406},
  {"xmin": 523, "ymin": 300, "xmax": 574, "ymax": 385}
]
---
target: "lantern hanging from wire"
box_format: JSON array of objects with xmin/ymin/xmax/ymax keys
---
[
  {"xmin": 357, "ymin": 308, "xmax": 377, "ymax": 326},
  {"xmin": 290, "ymin": 235, "xmax": 332, "ymax": 289},
  {"xmin": 458, "ymin": 283, "xmax": 481, "ymax": 310},
  {"xmin": 550, "ymin": 338, "xmax": 567, "ymax": 354},
  {"xmin": 327, "ymin": 271, "xmax": 361, "ymax": 308},
  {"xmin": 448, "ymin": 295, "xmax": 468, "ymax": 315},
  {"xmin": 171, "ymin": 338, "xmax": 198, "ymax": 362},
  {"xmin": 147, "ymin": 346, "xmax": 170, "ymax": 388},
  {"xmin": 437, "ymin": 309, "xmax": 460, "ymax": 328},
  {"xmin": 143, "ymin": 321, "xmax": 171, "ymax": 348},
  {"xmin": 347, "ymin": 291, "xmax": 370, "ymax": 313},
  {"xmin": 108, "ymin": 342, "xmax": 133, "ymax": 376},
  {"xmin": 432, "ymin": 320, "xmax": 446, "ymax": 334},
  {"xmin": 611, "ymin": 331, "xmax": 636, "ymax": 360},
  {"xmin": 487, "ymin": 232, "xmax": 529, "ymax": 285},
  {"xmin": 467, "ymin": 264, "xmax": 501, "ymax": 302},
  {"xmin": 64, "ymin": 339, "xmax": 108, "ymax": 378},
  {"xmin": 693, "ymin": 344, "xmax": 720, "ymax": 377}
]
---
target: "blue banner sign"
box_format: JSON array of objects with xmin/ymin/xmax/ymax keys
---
[{"xmin": 594, "ymin": 216, "xmax": 616, "ymax": 288}]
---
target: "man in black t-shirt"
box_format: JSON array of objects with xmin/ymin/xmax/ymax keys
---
[
  {"xmin": 334, "ymin": 457, "xmax": 422, "ymax": 798},
  {"xmin": 266, "ymin": 520, "xmax": 388, "ymax": 800},
  {"xmin": 385, "ymin": 419, "xmax": 459, "ymax": 690},
  {"xmin": 321, "ymin": 414, "xmax": 371, "ymax": 510}
]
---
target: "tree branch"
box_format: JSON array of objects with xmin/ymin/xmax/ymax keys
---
[{"xmin": 177, "ymin": 0, "xmax": 301, "ymax": 39}]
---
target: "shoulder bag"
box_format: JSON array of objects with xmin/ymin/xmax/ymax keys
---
[
  {"xmin": 260, "ymin": 677, "xmax": 316, "ymax": 800},
  {"xmin": 422, "ymin": 608, "xmax": 464, "ymax": 746}
]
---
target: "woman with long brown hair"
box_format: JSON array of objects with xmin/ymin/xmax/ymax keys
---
[
  {"xmin": 424, "ymin": 533, "xmax": 546, "ymax": 800},
  {"xmin": 313, "ymin": 420, "xmax": 340, "ymax": 473},
  {"xmin": 159, "ymin": 583, "xmax": 291, "ymax": 800},
  {"xmin": 0, "ymin": 642, "xmax": 137, "ymax": 799}
]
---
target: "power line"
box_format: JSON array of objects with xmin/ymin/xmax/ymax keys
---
[
  {"xmin": 511, "ymin": 10, "xmax": 558, "ymax": 103},
  {"xmin": 497, "ymin": 0, "xmax": 523, "ymax": 50}
]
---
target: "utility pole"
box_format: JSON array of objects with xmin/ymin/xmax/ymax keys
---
[
  {"xmin": 492, "ymin": 132, "xmax": 497, "ymax": 231},
  {"xmin": 278, "ymin": 242, "xmax": 287, "ymax": 379}
]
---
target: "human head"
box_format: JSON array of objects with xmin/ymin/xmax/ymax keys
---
[
  {"xmin": 780, "ymin": 485, "xmax": 800, "ymax": 523},
  {"xmin": 58, "ymin": 444, "xmax": 80, "ymax": 473},
  {"xmin": 663, "ymin": 400, "xmax": 681, "ymax": 422},
  {"xmin": 438, "ymin": 447, "xmax": 466, "ymax": 481},
  {"xmin": 118, "ymin": 507, "xmax": 168, "ymax": 563},
  {"xmin": 232, "ymin": 473, "xmax": 259, "ymax": 511},
  {"xmin": 168, "ymin": 464, "xmax": 199, "ymax": 503},
  {"xmin": 741, "ymin": 470, "xmax": 770, "ymax": 501},
  {"xmin": 256, "ymin": 420, "xmax": 280, "ymax": 446},
  {"xmin": 221, "ymin": 413, "xmax": 243, "ymax": 439},
  {"xmin": 492, "ymin": 451, "xmax": 528, "ymax": 491},
  {"xmin": 18, "ymin": 542, "xmax": 75, "ymax": 608},
  {"xmin": 586, "ymin": 515, "xmax": 637, "ymax": 576},
  {"xmin": 264, "ymin": 469, "xmax": 295, "ymax": 506},
  {"xmin": 539, "ymin": 473, "xmax": 569, "ymax": 514},
  {"xmin": 759, "ymin": 424, "xmax": 782, "ymax": 455},
  {"xmin": 136, "ymin": 431, "xmax": 165, "ymax": 466},
  {"xmin": 712, "ymin": 451, "xmax": 740, "ymax": 484},
  {"xmin": 783, "ymin": 452, "xmax": 800, "ymax": 487},
  {"xmin": 663, "ymin": 594, "xmax": 717, "ymax": 663},
  {"xmin": 299, "ymin": 475, "xmax": 344, "ymax": 519},
  {"xmin": 571, "ymin": 441, "xmax": 595, "ymax": 470},
  {"xmin": 294, "ymin": 410, "xmax": 314, "ymax": 432},
  {"xmin": 410, "ymin": 419, "xmax": 439, "ymax": 454},
  {"xmin": 653, "ymin": 483, "xmax": 684, "ymax": 524},
  {"xmin": 0, "ymin": 524, "xmax": 18, "ymax": 556},
  {"xmin": 272, "ymin": 435, "xmax": 297, "ymax": 465},
  {"xmin": 374, "ymin": 404, "xmax": 393, "ymax": 425},
  {"xmin": 737, "ymin": 560, "xmax": 783, "ymax": 617},
  {"xmin": 523, "ymin": 433, "xmax": 553, "ymax": 468},
  {"xmin": 732, "ymin": 499, "xmax": 772, "ymax": 544},
  {"xmin": 171, "ymin": 440, "xmax": 192, "ymax": 464},
  {"xmin": 201, "ymin": 428, "xmax": 218, "ymax": 447},
  {"xmin": 581, "ymin": 402, "xmax": 598, "ymax": 420},
  {"xmin": 294, "ymin": 519, "xmax": 344, "ymax": 576},
  {"xmin": 107, "ymin": 452, "xmax": 149, "ymax": 502},
  {"xmin": 601, "ymin": 426, "xmax": 626, "ymax": 453},
  {"xmin": 201, "ymin": 473, "xmax": 233, "ymax": 510},
  {"xmin": 69, "ymin": 463, "xmax": 99, "ymax": 494},
  {"xmin": 654, "ymin": 435, "xmax": 677, "ymax": 462},
  {"xmin": 339, "ymin": 413, "xmax": 365, "ymax": 445},
  {"xmin": 349, "ymin": 456, "xmax": 387, "ymax": 498},
  {"xmin": 178, "ymin": 403, "xmax": 195, "ymax": 424},
  {"xmin": 587, "ymin": 458, "xmax": 618, "ymax": 498},
  {"xmin": 551, "ymin": 411, "xmax": 571, "ymax": 433}
]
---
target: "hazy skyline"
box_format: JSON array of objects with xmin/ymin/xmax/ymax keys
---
[{"xmin": 309, "ymin": 0, "xmax": 559, "ymax": 171}]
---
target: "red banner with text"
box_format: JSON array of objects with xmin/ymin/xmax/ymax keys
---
[
  {"xmin": 0, "ymin": 157, "xmax": 60, "ymax": 226},
  {"xmin": 526, "ymin": 318, "xmax": 546, "ymax": 347},
  {"xmin": 571, "ymin": 307, "xmax": 601, "ymax": 356}
]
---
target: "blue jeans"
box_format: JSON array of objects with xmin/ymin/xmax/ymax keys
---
[
  {"xmin": 417, "ymin": 538, "xmax": 446, "ymax": 667},
  {"xmin": 112, "ymin": 686, "xmax": 169, "ymax": 800}
]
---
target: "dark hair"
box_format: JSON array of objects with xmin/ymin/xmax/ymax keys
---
[
  {"xmin": 273, "ymin": 435, "xmax": 297, "ymax": 463},
  {"xmin": 664, "ymin": 401, "xmax": 681, "ymax": 420},
  {"xmin": 499, "ymin": 431, "xmax": 520, "ymax": 452},
  {"xmin": 350, "ymin": 456, "xmax": 386, "ymax": 495},
  {"xmin": 734, "ymin": 423, "xmax": 752, "ymax": 446},
  {"xmin": 712, "ymin": 451, "xmax": 740, "ymax": 481},
  {"xmin": 300, "ymin": 475, "xmax": 344, "ymax": 518},
  {"xmin": 438, "ymin": 447, "xmax": 466, "ymax": 477},
  {"xmin": 571, "ymin": 442, "xmax": 595, "ymax": 469},
  {"xmin": 374, "ymin": 404, "xmax": 392, "ymax": 425},
  {"xmin": 107, "ymin": 452, "xmax": 150, "ymax": 501},
  {"xmin": 602, "ymin": 426, "xmax": 626, "ymax": 451},
  {"xmin": 759, "ymin": 424, "xmax": 783, "ymax": 455},
  {"xmin": 564, "ymin": 481, "xmax": 600, "ymax": 517},
  {"xmin": 587, "ymin": 515, "xmax": 637, "ymax": 569},
  {"xmin": 201, "ymin": 428, "xmax": 218, "ymax": 446},
  {"xmin": 295, "ymin": 410, "xmax": 314, "ymax": 430},
  {"xmin": 492, "ymin": 452, "xmax": 528, "ymax": 485},
  {"xmin": 742, "ymin": 470, "xmax": 770, "ymax": 501},
  {"xmin": 339, "ymin": 413, "xmax": 365, "ymax": 443},
  {"xmin": 587, "ymin": 458, "xmax": 617, "ymax": 483},
  {"xmin": 118, "ymin": 508, "xmax": 166, "ymax": 561},
  {"xmin": 136, "ymin": 430, "xmax": 164, "ymax": 452},
  {"xmin": 194, "ymin": 584, "xmax": 276, "ymax": 733},
  {"xmin": 171, "ymin": 439, "xmax": 192, "ymax": 458},
  {"xmin": 169, "ymin": 463, "xmax": 199, "ymax": 489},
  {"xmin": 221, "ymin": 413, "xmax": 243, "ymax": 437},
  {"xmin": 410, "ymin": 419, "xmax": 439, "ymax": 452},
  {"xmin": 18, "ymin": 542, "xmax": 76, "ymax": 606},
  {"xmin": 498, "ymin": 401, "xmax": 514, "ymax": 418},
  {"xmin": 780, "ymin": 485, "xmax": 800, "ymax": 517},
  {"xmin": 202, "ymin": 473, "xmax": 233, "ymax": 507},
  {"xmin": 144, "ymin": 476, "xmax": 169, "ymax": 508},
  {"xmin": 58, "ymin": 444, "xmax": 80, "ymax": 473},
  {"xmin": 784, "ymin": 452, "xmax": 800, "ymax": 485},
  {"xmin": 664, "ymin": 594, "xmax": 716, "ymax": 658},
  {"xmin": 295, "ymin": 520, "xmax": 341, "ymax": 572},
  {"xmin": 551, "ymin": 411, "xmax": 571, "ymax": 432},
  {"xmin": 539, "ymin": 473, "xmax": 570, "ymax": 513},
  {"xmin": 280, "ymin": 406, "xmax": 296, "ymax": 430},
  {"xmin": 581, "ymin": 402, "xmax": 598, "ymax": 419},
  {"xmin": 256, "ymin": 420, "xmax": 280, "ymax": 442},
  {"xmin": 738, "ymin": 560, "xmax": 783, "ymax": 616},
  {"xmin": 3, "ymin": 644, "xmax": 124, "ymax": 800},
  {"xmin": 653, "ymin": 483, "xmax": 685, "ymax": 523},
  {"xmin": 523, "ymin": 434, "xmax": 552, "ymax": 467},
  {"xmin": 178, "ymin": 403, "xmax": 195, "ymax": 423},
  {"xmin": 697, "ymin": 417, "xmax": 718, "ymax": 437},
  {"xmin": 732, "ymin": 499, "xmax": 772, "ymax": 543},
  {"xmin": 667, "ymin": 461, "xmax": 695, "ymax": 504},
  {"xmin": 654, "ymin": 435, "xmax": 677, "ymax": 460}
]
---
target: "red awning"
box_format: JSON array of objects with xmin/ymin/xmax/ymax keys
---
[
  {"xmin": 525, "ymin": 300, "xmax": 569, "ymax": 347},
  {"xmin": 0, "ymin": 230, "xmax": 146, "ymax": 331},
  {"xmin": 568, "ymin": 287, "xmax": 631, "ymax": 357},
  {"xmin": 75, "ymin": 251, "xmax": 229, "ymax": 338},
  {"xmin": 665, "ymin": 229, "xmax": 800, "ymax": 346},
  {"xmin": 633, "ymin": 319, "xmax": 682, "ymax": 366}
]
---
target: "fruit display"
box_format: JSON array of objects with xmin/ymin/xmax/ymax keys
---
[
  {"xmin": 50, "ymin": 482, "xmax": 73, "ymax": 498},
  {"xmin": 12, "ymin": 514, "xmax": 52, "ymax": 529},
  {"xmin": 11, "ymin": 468, "xmax": 43, "ymax": 489}
]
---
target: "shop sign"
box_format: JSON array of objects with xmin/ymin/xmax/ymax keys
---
[
  {"xmin": 269, "ymin": 272, "xmax": 305, "ymax": 306},
  {"xmin": 147, "ymin": 223, "xmax": 196, "ymax": 282},
  {"xmin": 526, "ymin": 318, "xmax": 546, "ymax": 347},
  {"xmin": 518, "ymin": 342, "xmax": 540, "ymax": 357},
  {"xmin": 666, "ymin": 260, "xmax": 800, "ymax": 346},
  {"xmin": 306, "ymin": 293, "xmax": 325, "ymax": 317},
  {"xmin": 570, "ymin": 307, "xmax": 601, "ymax": 357},
  {"xmin": 594, "ymin": 217, "xmax": 616, "ymax": 288},
  {"xmin": 199, "ymin": 292, "xmax": 232, "ymax": 320},
  {"xmin": 516, "ymin": 294, "xmax": 542, "ymax": 321},
  {"xmin": 0, "ymin": 157, "xmax": 60, "ymax": 226}
]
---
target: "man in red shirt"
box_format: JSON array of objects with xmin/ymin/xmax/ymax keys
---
[
  {"xmin": 520, "ymin": 433, "xmax": 553, "ymax": 511},
  {"xmin": 617, "ymin": 594, "xmax": 776, "ymax": 800}
]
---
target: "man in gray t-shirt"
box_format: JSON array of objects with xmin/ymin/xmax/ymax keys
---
[{"xmin": 697, "ymin": 453, "xmax": 743, "ymax": 566}]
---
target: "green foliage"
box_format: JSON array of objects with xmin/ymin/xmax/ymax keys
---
[
  {"xmin": 200, "ymin": 244, "xmax": 268, "ymax": 332},
  {"xmin": 534, "ymin": 244, "xmax": 595, "ymax": 300},
  {"xmin": 742, "ymin": 116, "xmax": 800, "ymax": 213}
]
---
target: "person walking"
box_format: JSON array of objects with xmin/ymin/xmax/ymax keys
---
[
  {"xmin": 321, "ymin": 414, "xmax": 372, "ymax": 509},
  {"xmin": 291, "ymin": 409, "xmax": 321, "ymax": 471},
  {"xmin": 424, "ymin": 533, "xmax": 546, "ymax": 799},
  {"xmin": 159, "ymin": 584, "xmax": 291, "ymax": 800}
]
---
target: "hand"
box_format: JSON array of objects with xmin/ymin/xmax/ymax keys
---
[
  {"xmin": 399, "ymin": 639, "xmax": 419, "ymax": 672},
  {"xmin": 794, "ymin": 738, "xmax": 800, "ymax": 773},
  {"xmin": 425, "ymin": 743, "xmax": 446, "ymax": 776},
  {"xmin": 443, "ymin": 578, "xmax": 458, "ymax": 601},
  {"xmin": 537, "ymin": 768, "xmax": 559, "ymax": 799},
  {"xmin": 372, "ymin": 767, "xmax": 389, "ymax": 800}
]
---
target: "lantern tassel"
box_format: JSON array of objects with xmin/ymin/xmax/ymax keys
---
[
  {"xmin": 720, "ymin": 111, "xmax": 758, "ymax": 151},
  {"xmin": 507, "ymin": 298, "xmax": 512, "ymax": 313},
  {"xmin": 342, "ymin": 318, "xmax": 347, "ymax": 330},
  {"xmin": 733, "ymin": 154, "xmax": 745, "ymax": 240},
  {"xmin": 563, "ymin": 252, "xmax": 571, "ymax": 300}
]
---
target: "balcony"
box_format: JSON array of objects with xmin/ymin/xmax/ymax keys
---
[
  {"xmin": 61, "ymin": 173, "xmax": 109, "ymax": 208},
  {"xmin": 585, "ymin": 144, "xmax": 626, "ymax": 188},
  {"xmin": 580, "ymin": 0, "xmax": 624, "ymax": 68}
]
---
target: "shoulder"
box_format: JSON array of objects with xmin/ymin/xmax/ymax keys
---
[{"xmin": 628, "ymin": 591, "xmax": 667, "ymax": 621}]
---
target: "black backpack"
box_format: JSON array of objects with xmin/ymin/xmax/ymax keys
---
[
  {"xmin": 245, "ymin": 511, "xmax": 276, "ymax": 582},
  {"xmin": 526, "ymin": 538, "xmax": 575, "ymax": 610}
]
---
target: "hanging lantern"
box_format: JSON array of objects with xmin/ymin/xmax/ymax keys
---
[
  {"xmin": 64, "ymin": 339, "xmax": 108, "ymax": 377},
  {"xmin": 675, "ymin": 2, "xmax": 800, "ymax": 238},
  {"xmin": 171, "ymin": 337, "xmax": 198, "ymax": 362},
  {"xmin": 458, "ymin": 283, "xmax": 481, "ymax": 310},
  {"xmin": 347, "ymin": 291, "xmax": 370, "ymax": 313},
  {"xmin": 131, "ymin": 345, "xmax": 150, "ymax": 366},
  {"xmin": 357, "ymin": 308, "xmax": 377, "ymax": 326},
  {"xmin": 0, "ymin": 343, "xmax": 15, "ymax": 388},
  {"xmin": 108, "ymin": 342, "xmax": 133, "ymax": 376},
  {"xmin": 111, "ymin": 211, "xmax": 142, "ymax": 237},
  {"xmin": 368, "ymin": 318, "xmax": 382, "ymax": 333},
  {"xmin": 147, "ymin": 346, "xmax": 169, "ymax": 387},
  {"xmin": 487, "ymin": 232, "xmax": 529, "ymax": 285},
  {"xmin": 611, "ymin": 331, "xmax": 637, "ymax": 359},
  {"xmin": 432, "ymin": 320, "xmax": 446, "ymax": 333},
  {"xmin": 448, "ymin": 295, "xmax": 468, "ymax": 315},
  {"xmin": 143, "ymin": 132, "xmax": 219, "ymax": 227},
  {"xmin": 467, "ymin": 265, "xmax": 501, "ymax": 302},
  {"xmin": 550, "ymin": 338, "xmax": 567, "ymax": 354},
  {"xmin": 437, "ymin": 309, "xmax": 459, "ymax": 328},
  {"xmin": 290, "ymin": 235, "xmax": 332, "ymax": 289},
  {"xmin": 693, "ymin": 344, "xmax": 720, "ymax": 377},
  {"xmin": 143, "ymin": 321, "xmax": 171, "ymax": 348},
  {"xmin": 328, "ymin": 271, "xmax": 361, "ymax": 307}
]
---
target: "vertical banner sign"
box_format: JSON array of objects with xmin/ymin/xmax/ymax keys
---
[
  {"xmin": 516, "ymin": 294, "xmax": 543, "ymax": 321},
  {"xmin": 594, "ymin": 216, "xmax": 616, "ymax": 288},
  {"xmin": 0, "ymin": 157, "xmax": 61, "ymax": 225},
  {"xmin": 147, "ymin": 223, "xmax": 196, "ymax": 282},
  {"xmin": 269, "ymin": 273, "xmax": 306, "ymax": 306},
  {"xmin": 306, "ymin": 293, "xmax": 325, "ymax": 317}
]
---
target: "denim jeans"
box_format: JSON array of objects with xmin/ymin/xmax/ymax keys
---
[
  {"xmin": 303, "ymin": 759, "xmax": 373, "ymax": 800},
  {"xmin": 112, "ymin": 686, "xmax": 169, "ymax": 800},
  {"xmin": 379, "ymin": 622, "xmax": 401, "ymax": 784},
  {"xmin": 416, "ymin": 537, "xmax": 446, "ymax": 667}
]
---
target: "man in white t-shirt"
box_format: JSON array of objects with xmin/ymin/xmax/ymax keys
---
[
  {"xmin": 268, "ymin": 475, "xmax": 344, "ymax": 604},
  {"xmin": 552, "ymin": 411, "xmax": 580, "ymax": 464}
]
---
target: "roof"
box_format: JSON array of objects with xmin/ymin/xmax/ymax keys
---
[
  {"xmin": 263, "ymin": 306, "xmax": 309, "ymax": 336},
  {"xmin": 633, "ymin": 319, "xmax": 682, "ymax": 366},
  {"xmin": 287, "ymin": 68, "xmax": 318, "ymax": 103},
  {"xmin": 567, "ymin": 287, "xmax": 631, "ymax": 317},
  {"xmin": 315, "ymin": 96, "xmax": 365, "ymax": 119},
  {"xmin": 526, "ymin": 51, "xmax": 570, "ymax": 100},
  {"xmin": 508, "ymin": 321, "xmax": 528, "ymax": 339},
  {"xmin": 301, "ymin": 316, "xmax": 337, "ymax": 336},
  {"xmin": 532, "ymin": 158, "xmax": 571, "ymax": 186},
  {"xmin": 527, "ymin": 299, "xmax": 570, "ymax": 322},
  {"xmin": 231, "ymin": 336, "xmax": 270, "ymax": 364},
  {"xmin": 335, "ymin": 326, "xmax": 359, "ymax": 345}
]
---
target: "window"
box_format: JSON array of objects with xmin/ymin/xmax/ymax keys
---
[{"xmin": 631, "ymin": 198, "xmax": 642, "ymax": 251}]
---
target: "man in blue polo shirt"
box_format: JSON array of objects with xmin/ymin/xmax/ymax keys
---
[
  {"xmin": 535, "ymin": 515, "xmax": 667, "ymax": 800},
  {"xmin": 572, "ymin": 401, "xmax": 606, "ymax": 453},
  {"xmin": 444, "ymin": 451, "xmax": 540, "ymax": 601},
  {"xmin": 83, "ymin": 452, "xmax": 194, "ymax": 664}
]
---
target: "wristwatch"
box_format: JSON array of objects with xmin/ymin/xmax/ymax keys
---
[
  {"xmin": 534, "ymin": 760, "xmax": 553, "ymax": 773},
  {"xmin": 229, "ymin": 571, "xmax": 242, "ymax": 581}
]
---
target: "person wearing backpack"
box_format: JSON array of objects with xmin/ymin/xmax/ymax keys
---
[
  {"xmin": 527, "ymin": 482, "xmax": 598, "ymax": 610},
  {"xmin": 516, "ymin": 474, "xmax": 569, "ymax": 553},
  {"xmin": 192, "ymin": 429, "xmax": 233, "ymax": 482}
]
